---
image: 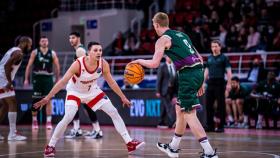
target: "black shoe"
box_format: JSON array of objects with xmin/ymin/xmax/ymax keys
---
[
  {"xmin": 200, "ymin": 149, "xmax": 218, "ymax": 158},
  {"xmin": 156, "ymin": 142, "xmax": 180, "ymax": 157},
  {"xmin": 214, "ymin": 128, "xmax": 224, "ymax": 133}
]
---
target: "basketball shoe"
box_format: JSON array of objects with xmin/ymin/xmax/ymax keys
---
[
  {"xmin": 157, "ymin": 142, "xmax": 179, "ymax": 158},
  {"xmin": 8, "ymin": 132, "xmax": 27, "ymax": 141},
  {"xmin": 32, "ymin": 120, "xmax": 39, "ymax": 129},
  {"xmin": 127, "ymin": 139, "xmax": 145, "ymax": 154},
  {"xmin": 200, "ymin": 149, "xmax": 218, "ymax": 158},
  {"xmin": 65, "ymin": 128, "xmax": 83, "ymax": 139},
  {"xmin": 44, "ymin": 145, "xmax": 55, "ymax": 157},
  {"xmin": 84, "ymin": 130, "xmax": 103, "ymax": 139}
]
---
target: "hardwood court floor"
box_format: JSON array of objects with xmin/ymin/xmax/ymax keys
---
[{"xmin": 0, "ymin": 125, "xmax": 279, "ymax": 158}]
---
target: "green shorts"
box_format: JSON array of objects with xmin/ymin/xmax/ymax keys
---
[
  {"xmin": 32, "ymin": 75, "xmax": 54, "ymax": 98},
  {"xmin": 178, "ymin": 65, "xmax": 204, "ymax": 112}
]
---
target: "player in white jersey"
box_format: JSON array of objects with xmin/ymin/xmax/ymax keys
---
[
  {"xmin": 0, "ymin": 36, "xmax": 32, "ymax": 141},
  {"xmin": 34, "ymin": 42, "xmax": 145, "ymax": 157},
  {"xmin": 64, "ymin": 32, "xmax": 103, "ymax": 139}
]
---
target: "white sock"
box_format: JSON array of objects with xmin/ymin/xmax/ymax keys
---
[
  {"xmin": 73, "ymin": 119, "xmax": 80, "ymax": 130},
  {"xmin": 8, "ymin": 112, "xmax": 17, "ymax": 134},
  {"xmin": 257, "ymin": 115, "xmax": 263, "ymax": 124},
  {"xmin": 33, "ymin": 116, "xmax": 37, "ymax": 122},
  {"xmin": 121, "ymin": 132, "xmax": 132, "ymax": 144},
  {"xmin": 244, "ymin": 115, "xmax": 248, "ymax": 123},
  {"xmin": 49, "ymin": 104, "xmax": 78, "ymax": 147},
  {"xmin": 199, "ymin": 137, "xmax": 214, "ymax": 155},
  {"xmin": 92, "ymin": 122, "xmax": 100, "ymax": 132},
  {"xmin": 169, "ymin": 133, "xmax": 182, "ymax": 150},
  {"xmin": 228, "ymin": 115, "xmax": 234, "ymax": 122},
  {"xmin": 100, "ymin": 102, "xmax": 132, "ymax": 144},
  {"xmin": 47, "ymin": 116, "xmax": 52, "ymax": 123}
]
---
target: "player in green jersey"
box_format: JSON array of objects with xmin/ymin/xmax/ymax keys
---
[
  {"xmin": 24, "ymin": 36, "xmax": 60, "ymax": 130},
  {"xmin": 131, "ymin": 12, "xmax": 218, "ymax": 158}
]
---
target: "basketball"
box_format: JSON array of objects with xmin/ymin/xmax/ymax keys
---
[{"xmin": 124, "ymin": 63, "xmax": 144, "ymax": 84}]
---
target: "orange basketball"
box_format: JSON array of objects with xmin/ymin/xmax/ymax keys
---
[{"xmin": 124, "ymin": 63, "xmax": 145, "ymax": 84}]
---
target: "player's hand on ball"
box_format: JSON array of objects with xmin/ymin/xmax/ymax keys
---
[
  {"xmin": 33, "ymin": 97, "xmax": 49, "ymax": 109},
  {"xmin": 121, "ymin": 97, "xmax": 131, "ymax": 107}
]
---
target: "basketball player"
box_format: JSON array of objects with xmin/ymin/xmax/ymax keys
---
[
  {"xmin": 0, "ymin": 36, "xmax": 32, "ymax": 141},
  {"xmin": 65, "ymin": 32, "xmax": 102, "ymax": 139},
  {"xmin": 24, "ymin": 36, "xmax": 60, "ymax": 130},
  {"xmin": 131, "ymin": 12, "xmax": 218, "ymax": 158},
  {"xmin": 34, "ymin": 41, "xmax": 145, "ymax": 157}
]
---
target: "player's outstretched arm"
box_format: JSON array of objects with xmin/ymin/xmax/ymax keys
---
[
  {"xmin": 102, "ymin": 59, "xmax": 131, "ymax": 107},
  {"xmin": 33, "ymin": 61, "xmax": 79, "ymax": 109},
  {"xmin": 131, "ymin": 36, "xmax": 171, "ymax": 68}
]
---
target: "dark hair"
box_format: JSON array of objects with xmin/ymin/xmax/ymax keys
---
[
  {"xmin": 14, "ymin": 35, "xmax": 22, "ymax": 46},
  {"xmin": 40, "ymin": 36, "xmax": 48, "ymax": 39},
  {"xmin": 87, "ymin": 41, "xmax": 101, "ymax": 50},
  {"xmin": 15, "ymin": 36, "xmax": 31, "ymax": 46},
  {"xmin": 211, "ymin": 40, "xmax": 221, "ymax": 46},
  {"xmin": 231, "ymin": 76, "xmax": 240, "ymax": 82},
  {"xmin": 69, "ymin": 32, "xmax": 80, "ymax": 37}
]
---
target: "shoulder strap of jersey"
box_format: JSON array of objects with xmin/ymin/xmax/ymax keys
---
[{"xmin": 76, "ymin": 57, "xmax": 84, "ymax": 71}]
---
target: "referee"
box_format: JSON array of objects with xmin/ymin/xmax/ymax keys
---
[{"xmin": 204, "ymin": 40, "xmax": 232, "ymax": 132}]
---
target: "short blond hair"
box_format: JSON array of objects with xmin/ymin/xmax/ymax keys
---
[{"xmin": 153, "ymin": 12, "xmax": 169, "ymax": 27}]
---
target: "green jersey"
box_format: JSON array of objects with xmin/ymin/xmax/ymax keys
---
[
  {"xmin": 163, "ymin": 29, "xmax": 201, "ymax": 71},
  {"xmin": 33, "ymin": 48, "xmax": 53, "ymax": 76}
]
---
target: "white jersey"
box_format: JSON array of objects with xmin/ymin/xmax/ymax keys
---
[
  {"xmin": 0, "ymin": 47, "xmax": 22, "ymax": 88},
  {"xmin": 66, "ymin": 56, "xmax": 103, "ymax": 93}
]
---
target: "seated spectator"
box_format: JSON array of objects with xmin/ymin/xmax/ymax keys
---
[
  {"xmin": 247, "ymin": 57, "xmax": 267, "ymax": 83},
  {"xmin": 245, "ymin": 26, "xmax": 261, "ymax": 51},
  {"xmin": 226, "ymin": 76, "xmax": 249, "ymax": 128},
  {"xmin": 250, "ymin": 71, "xmax": 280, "ymax": 129},
  {"xmin": 226, "ymin": 25, "xmax": 239, "ymax": 52},
  {"xmin": 121, "ymin": 78, "xmax": 140, "ymax": 90},
  {"xmin": 124, "ymin": 32, "xmax": 140, "ymax": 55},
  {"xmin": 111, "ymin": 31, "xmax": 124, "ymax": 56}
]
